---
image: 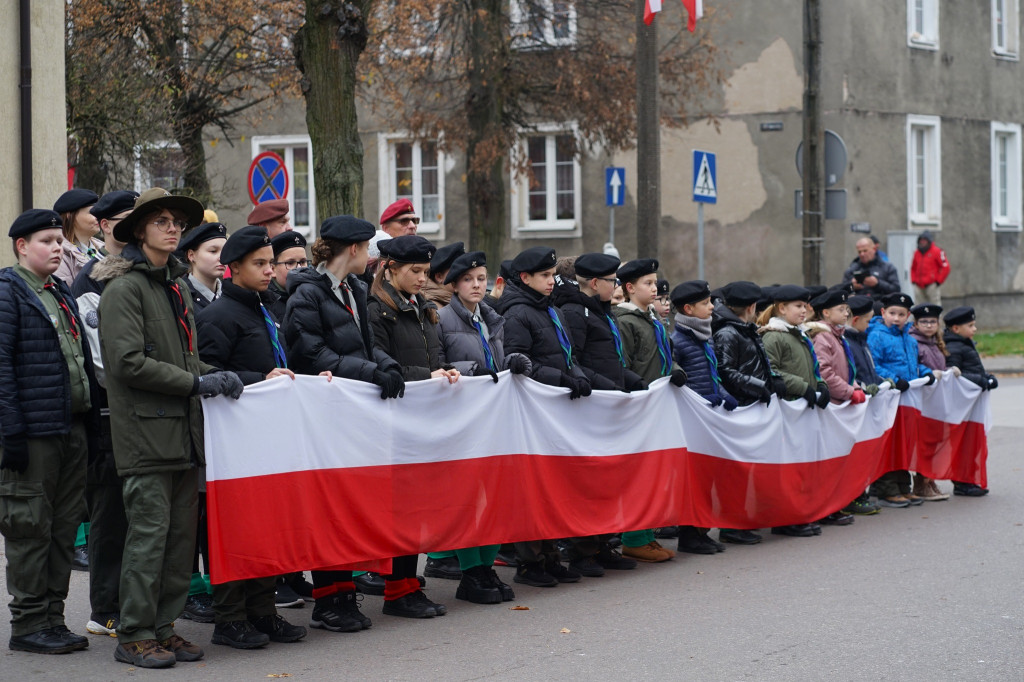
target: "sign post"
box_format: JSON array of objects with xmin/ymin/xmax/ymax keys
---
[
  {"xmin": 692, "ymin": 150, "xmax": 717, "ymax": 280},
  {"xmin": 605, "ymin": 167, "xmax": 625, "ymax": 248}
]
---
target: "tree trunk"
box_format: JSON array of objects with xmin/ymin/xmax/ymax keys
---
[
  {"xmin": 465, "ymin": 0, "xmax": 507, "ymax": 269},
  {"xmin": 72, "ymin": 137, "xmax": 108, "ymax": 195},
  {"xmin": 173, "ymin": 118, "xmax": 212, "ymax": 203},
  {"xmin": 635, "ymin": 0, "xmax": 660, "ymax": 260},
  {"xmin": 296, "ymin": 0, "xmax": 371, "ymax": 229}
]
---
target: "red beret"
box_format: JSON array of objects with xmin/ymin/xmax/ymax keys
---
[
  {"xmin": 247, "ymin": 199, "xmax": 289, "ymax": 226},
  {"xmin": 379, "ymin": 198, "xmax": 416, "ymax": 225}
]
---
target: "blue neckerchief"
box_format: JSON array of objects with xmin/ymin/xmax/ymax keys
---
[
  {"xmin": 472, "ymin": 317, "xmax": 498, "ymax": 372},
  {"xmin": 547, "ymin": 306, "xmax": 574, "ymax": 369},
  {"xmin": 606, "ymin": 315, "xmax": 626, "ymax": 367},
  {"xmin": 260, "ymin": 303, "xmax": 288, "ymax": 369},
  {"xmin": 652, "ymin": 318, "xmax": 672, "ymax": 376},
  {"xmin": 703, "ymin": 340, "xmax": 722, "ymax": 387},
  {"xmin": 840, "ymin": 336, "xmax": 857, "ymax": 385},
  {"xmin": 800, "ymin": 333, "xmax": 824, "ymax": 383}
]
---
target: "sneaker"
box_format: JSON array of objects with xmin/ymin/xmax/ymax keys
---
[
  {"xmin": 770, "ymin": 524, "xmax": 816, "ymax": 537},
  {"xmin": 921, "ymin": 480, "xmax": 950, "ymax": 501},
  {"xmin": 86, "ymin": 614, "xmax": 120, "ymax": 637},
  {"xmin": 493, "ymin": 550, "xmax": 519, "ymax": 567},
  {"xmin": 719, "ymin": 529, "xmax": 762, "ymax": 545},
  {"xmin": 251, "ymin": 614, "xmax": 307, "ymax": 643},
  {"xmin": 818, "ymin": 512, "xmax": 855, "ymax": 526},
  {"xmin": 808, "ymin": 522, "xmax": 823, "ymax": 535},
  {"xmin": 353, "ymin": 572, "xmax": 385, "ymax": 596},
  {"xmin": 211, "ymin": 620, "xmax": 270, "ymax": 649},
  {"xmin": 180, "ymin": 593, "xmax": 215, "ymax": 623},
  {"xmin": 424, "ymin": 555, "xmax": 463, "ymax": 580},
  {"xmin": 953, "ymin": 482, "xmax": 989, "ymax": 497},
  {"xmin": 487, "ymin": 568, "xmax": 516, "ymax": 601},
  {"xmin": 545, "ymin": 561, "xmax": 582, "ymax": 583},
  {"xmin": 623, "ymin": 541, "xmax": 674, "ymax": 562},
  {"xmin": 159, "ymin": 634, "xmax": 204, "ymax": 662},
  {"xmin": 114, "ymin": 639, "xmax": 176, "ymax": 668},
  {"xmin": 595, "ymin": 547, "xmax": 637, "ymax": 570},
  {"xmin": 568, "ymin": 556, "xmax": 605, "ymax": 578},
  {"xmin": 275, "ymin": 582, "xmax": 304, "ymax": 609},
  {"xmin": 513, "ymin": 563, "xmax": 558, "ymax": 587},
  {"xmin": 382, "ymin": 590, "xmax": 440, "ymax": 618},
  {"xmin": 310, "ymin": 596, "xmax": 364, "ymax": 633},
  {"xmin": 904, "ymin": 493, "xmax": 925, "ymax": 506},
  {"xmin": 72, "ymin": 545, "xmax": 89, "ymax": 572},
  {"xmin": 654, "ymin": 526, "xmax": 679, "ymax": 539},
  {"xmin": 842, "ymin": 498, "xmax": 881, "ymax": 515},
  {"xmin": 877, "ymin": 495, "xmax": 912, "ymax": 508}
]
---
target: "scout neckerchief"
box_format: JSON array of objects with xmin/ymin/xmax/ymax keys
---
[
  {"xmin": 652, "ymin": 316, "xmax": 672, "ymax": 376},
  {"xmin": 839, "ymin": 333, "xmax": 857, "ymax": 385},
  {"xmin": 165, "ymin": 281, "xmax": 194, "ymax": 353},
  {"xmin": 606, "ymin": 314, "xmax": 627, "ymax": 367},
  {"xmin": 43, "ymin": 282, "xmax": 80, "ymax": 341},
  {"xmin": 800, "ymin": 332, "xmax": 824, "ymax": 383},
  {"xmin": 471, "ymin": 313, "xmax": 498, "ymax": 372},
  {"xmin": 259, "ymin": 303, "xmax": 288, "ymax": 369},
  {"xmin": 703, "ymin": 340, "xmax": 722, "ymax": 387},
  {"xmin": 547, "ymin": 306, "xmax": 574, "ymax": 369}
]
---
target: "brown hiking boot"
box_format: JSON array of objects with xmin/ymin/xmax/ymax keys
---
[
  {"xmin": 622, "ymin": 542, "xmax": 672, "ymax": 563},
  {"xmin": 114, "ymin": 639, "xmax": 176, "ymax": 668},
  {"xmin": 922, "ymin": 479, "xmax": 950, "ymax": 501},
  {"xmin": 160, "ymin": 634, "xmax": 204, "ymax": 662},
  {"xmin": 650, "ymin": 540, "xmax": 676, "ymax": 559}
]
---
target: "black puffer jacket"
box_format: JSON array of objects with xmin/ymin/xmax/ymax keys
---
[
  {"xmin": 196, "ymin": 280, "xmax": 289, "ymax": 386},
  {"xmin": 711, "ymin": 302, "xmax": 775, "ymax": 405},
  {"xmin": 283, "ymin": 266, "xmax": 399, "ymax": 380},
  {"xmin": 367, "ymin": 280, "xmax": 443, "ymax": 381},
  {"xmin": 495, "ymin": 281, "xmax": 586, "ymax": 387},
  {"xmin": 553, "ymin": 284, "xmax": 643, "ymax": 391},
  {"xmin": 943, "ymin": 330, "xmax": 989, "ymax": 388},
  {"xmin": 267, "ymin": 279, "xmax": 289, "ymax": 320},
  {"xmin": 438, "ymin": 295, "xmax": 507, "ymax": 375},
  {"xmin": 0, "ymin": 268, "xmax": 100, "ymax": 439}
]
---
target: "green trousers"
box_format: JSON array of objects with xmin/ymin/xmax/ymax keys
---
[
  {"xmin": 0, "ymin": 422, "xmax": 87, "ymax": 636},
  {"xmin": 455, "ymin": 545, "xmax": 500, "ymax": 570},
  {"xmin": 621, "ymin": 529, "xmax": 656, "ymax": 548},
  {"xmin": 117, "ymin": 468, "xmax": 198, "ymax": 643},
  {"xmin": 212, "ymin": 577, "xmax": 277, "ymax": 623}
]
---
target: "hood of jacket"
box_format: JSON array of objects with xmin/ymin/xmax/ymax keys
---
[
  {"xmin": 552, "ymin": 282, "xmax": 608, "ymax": 317},
  {"xmin": 286, "ymin": 264, "xmax": 331, "ymax": 296},
  {"xmin": 104, "ymin": 244, "xmax": 190, "ymax": 283},
  {"xmin": 495, "ymin": 279, "xmax": 549, "ymax": 314},
  {"xmin": 89, "ymin": 254, "xmax": 134, "ymax": 283},
  {"xmin": 220, "ymin": 278, "xmax": 277, "ymax": 310},
  {"xmin": 918, "ymin": 230, "xmax": 934, "ymax": 252},
  {"xmin": 761, "ymin": 316, "xmax": 806, "ymax": 336}
]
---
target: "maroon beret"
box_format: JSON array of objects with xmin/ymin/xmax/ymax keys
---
[
  {"xmin": 379, "ymin": 198, "xmax": 416, "ymax": 225},
  {"xmin": 247, "ymin": 199, "xmax": 289, "ymax": 226}
]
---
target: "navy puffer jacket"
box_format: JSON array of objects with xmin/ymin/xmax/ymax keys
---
[{"xmin": 671, "ymin": 322, "xmax": 733, "ymax": 403}]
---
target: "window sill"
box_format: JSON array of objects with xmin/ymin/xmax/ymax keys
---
[
  {"xmin": 909, "ymin": 217, "xmax": 941, "ymax": 229},
  {"xmin": 513, "ymin": 221, "xmax": 581, "ymax": 239},
  {"xmin": 907, "ymin": 38, "xmax": 939, "ymax": 51},
  {"xmin": 993, "ymin": 49, "xmax": 1020, "ymax": 62},
  {"xmin": 992, "ymin": 221, "xmax": 1022, "ymax": 232}
]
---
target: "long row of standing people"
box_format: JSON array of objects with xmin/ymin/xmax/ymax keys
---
[{"xmin": 0, "ymin": 190, "xmax": 997, "ymax": 669}]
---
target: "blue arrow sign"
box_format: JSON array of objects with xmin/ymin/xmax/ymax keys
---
[
  {"xmin": 692, "ymin": 150, "xmax": 717, "ymax": 204},
  {"xmin": 606, "ymin": 167, "xmax": 625, "ymax": 207}
]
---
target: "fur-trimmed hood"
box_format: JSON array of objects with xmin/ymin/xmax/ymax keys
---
[{"xmin": 89, "ymin": 255, "xmax": 134, "ymax": 283}]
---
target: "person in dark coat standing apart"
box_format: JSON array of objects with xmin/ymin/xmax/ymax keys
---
[
  {"xmin": 0, "ymin": 209, "xmax": 100, "ymax": 655},
  {"xmin": 842, "ymin": 237, "xmax": 901, "ymax": 298},
  {"xmin": 282, "ymin": 215, "xmax": 404, "ymax": 634},
  {"xmin": 268, "ymin": 231, "xmax": 308, "ymax": 320},
  {"xmin": 195, "ymin": 226, "xmax": 308, "ymax": 649}
]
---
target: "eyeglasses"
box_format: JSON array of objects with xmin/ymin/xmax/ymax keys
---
[
  {"xmin": 596, "ymin": 277, "xmax": 621, "ymax": 285},
  {"xmin": 273, "ymin": 259, "xmax": 309, "ymax": 269},
  {"xmin": 149, "ymin": 217, "xmax": 188, "ymax": 232},
  {"xmin": 916, "ymin": 319, "xmax": 938, "ymax": 325},
  {"xmin": 396, "ymin": 216, "xmax": 421, "ymax": 225}
]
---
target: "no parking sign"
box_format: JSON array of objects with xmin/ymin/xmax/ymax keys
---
[{"xmin": 247, "ymin": 151, "xmax": 290, "ymax": 205}]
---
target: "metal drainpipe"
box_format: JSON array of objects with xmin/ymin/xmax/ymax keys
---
[{"xmin": 19, "ymin": 0, "xmax": 33, "ymax": 210}]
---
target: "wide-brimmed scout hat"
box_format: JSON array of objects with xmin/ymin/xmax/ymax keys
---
[{"xmin": 113, "ymin": 187, "xmax": 205, "ymax": 243}]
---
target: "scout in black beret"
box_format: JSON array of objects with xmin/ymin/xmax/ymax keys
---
[
  {"xmin": 511, "ymin": 246, "xmax": 557, "ymax": 275},
  {"xmin": 722, "ymin": 281, "xmax": 761, "ymax": 307},
  {"xmin": 430, "ymin": 242, "xmax": 465, "ymax": 278},
  {"xmin": 880, "ymin": 291, "xmax": 913, "ymax": 309},
  {"xmin": 616, "ymin": 258, "xmax": 659, "ymax": 284},
  {"xmin": 377, "ymin": 234, "xmax": 436, "ymax": 263},
  {"xmin": 810, "ymin": 288, "xmax": 847, "ymax": 312},
  {"xmin": 670, "ymin": 280, "xmax": 712, "ymax": 308},
  {"xmin": 271, "ymin": 230, "xmax": 307, "ymax": 258},
  {"xmin": 657, "ymin": 278, "xmax": 670, "ymax": 297},
  {"xmin": 220, "ymin": 226, "xmax": 271, "ymax": 265},
  {"xmin": 499, "ymin": 259, "xmax": 514, "ymax": 281},
  {"xmin": 320, "ymin": 215, "xmax": 376, "ymax": 243},
  {"xmin": 709, "ymin": 287, "xmax": 725, "ymax": 304},
  {"xmin": 175, "ymin": 222, "xmax": 228, "ymax": 260},
  {"xmin": 847, "ymin": 295, "xmax": 874, "ymax": 317},
  {"xmin": 806, "ymin": 285, "xmax": 827, "ymax": 301},
  {"xmin": 53, "ymin": 189, "xmax": 99, "ymax": 214},
  {"xmin": 444, "ymin": 251, "xmax": 487, "ymax": 285},
  {"xmin": 9, "ymin": 209, "xmax": 63, "ymax": 239},
  {"xmin": 910, "ymin": 303, "xmax": 942, "ymax": 320},
  {"xmin": 573, "ymin": 252, "xmax": 621, "ymax": 279},
  {"xmin": 90, "ymin": 190, "xmax": 140, "ymax": 221},
  {"xmin": 771, "ymin": 284, "xmax": 810, "ymax": 303},
  {"xmin": 944, "ymin": 306, "xmax": 975, "ymax": 327}
]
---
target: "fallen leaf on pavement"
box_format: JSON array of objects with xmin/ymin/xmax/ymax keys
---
[
  {"xmin": 560, "ymin": 628, "xmax": 571, "ymax": 634},
  {"xmin": 510, "ymin": 605, "xmax": 530, "ymax": 610},
  {"xmin": 267, "ymin": 675, "xmax": 292, "ymax": 678}
]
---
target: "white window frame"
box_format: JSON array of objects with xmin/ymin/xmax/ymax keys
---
[
  {"xmin": 510, "ymin": 123, "xmax": 582, "ymax": 238},
  {"xmin": 992, "ymin": 0, "xmax": 1020, "ymax": 59},
  {"xmin": 906, "ymin": 115, "xmax": 942, "ymax": 229},
  {"xmin": 907, "ymin": 0, "xmax": 939, "ymax": 50},
  {"xmin": 991, "ymin": 122, "xmax": 1022, "ymax": 231},
  {"xmin": 133, "ymin": 141, "xmax": 185, "ymax": 193},
  {"xmin": 376, "ymin": 133, "xmax": 446, "ymax": 237},
  {"xmin": 510, "ymin": 0, "xmax": 578, "ymax": 49},
  {"xmin": 250, "ymin": 135, "xmax": 317, "ymax": 240}
]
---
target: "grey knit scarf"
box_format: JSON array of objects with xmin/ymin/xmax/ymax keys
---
[{"xmin": 674, "ymin": 312, "xmax": 713, "ymax": 341}]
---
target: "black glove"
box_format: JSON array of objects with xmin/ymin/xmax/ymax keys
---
[
  {"xmin": 0, "ymin": 434, "xmax": 29, "ymax": 473},
  {"xmin": 669, "ymin": 368, "xmax": 688, "ymax": 387},
  {"xmin": 482, "ymin": 368, "xmax": 499, "ymax": 383},
  {"xmin": 986, "ymin": 374, "xmax": 999, "ymax": 390},
  {"xmin": 196, "ymin": 371, "xmax": 244, "ymax": 399},
  {"xmin": 577, "ymin": 376, "xmax": 592, "ymax": 398},
  {"xmin": 758, "ymin": 384, "xmax": 772, "ymax": 405},
  {"xmin": 506, "ymin": 353, "xmax": 532, "ymax": 375},
  {"xmin": 772, "ymin": 376, "xmax": 789, "ymax": 399},
  {"xmin": 590, "ymin": 374, "xmax": 619, "ymax": 391},
  {"xmin": 722, "ymin": 394, "xmax": 739, "ymax": 411},
  {"xmin": 373, "ymin": 368, "xmax": 405, "ymax": 400},
  {"xmin": 559, "ymin": 373, "xmax": 591, "ymax": 400},
  {"xmin": 923, "ymin": 372, "xmax": 936, "ymax": 386},
  {"xmin": 803, "ymin": 386, "xmax": 817, "ymax": 408},
  {"xmin": 816, "ymin": 384, "xmax": 831, "ymax": 409},
  {"xmin": 625, "ymin": 375, "xmax": 648, "ymax": 393},
  {"xmin": 895, "ymin": 378, "xmax": 910, "ymax": 392}
]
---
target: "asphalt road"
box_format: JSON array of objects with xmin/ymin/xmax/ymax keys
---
[{"xmin": 2, "ymin": 380, "xmax": 1022, "ymax": 681}]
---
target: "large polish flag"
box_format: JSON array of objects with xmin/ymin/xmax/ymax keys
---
[{"xmin": 203, "ymin": 372, "xmax": 988, "ymax": 583}]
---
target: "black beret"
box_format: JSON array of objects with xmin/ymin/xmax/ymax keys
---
[
  {"xmin": 53, "ymin": 188, "xmax": 99, "ymax": 214},
  {"xmin": 90, "ymin": 190, "xmax": 139, "ymax": 221},
  {"xmin": 944, "ymin": 306, "xmax": 976, "ymax": 326},
  {"xmin": 806, "ymin": 285, "xmax": 828, "ymax": 300},
  {"xmin": 220, "ymin": 226, "xmax": 272, "ymax": 265},
  {"xmin": 722, "ymin": 281, "xmax": 762, "ymax": 307},
  {"xmin": 617, "ymin": 258, "xmax": 659, "ymax": 283},
  {"xmin": 811, "ymin": 288, "xmax": 848, "ymax": 311},
  {"xmin": 657, "ymin": 278, "xmax": 670, "ymax": 297},
  {"xmin": 910, "ymin": 303, "xmax": 943, "ymax": 320},
  {"xmin": 574, "ymin": 252, "xmax": 621, "ymax": 279},
  {"xmin": 379, "ymin": 235, "xmax": 436, "ymax": 264},
  {"xmin": 444, "ymin": 251, "xmax": 487, "ymax": 285},
  {"xmin": 880, "ymin": 292, "xmax": 914, "ymax": 309},
  {"xmin": 9, "ymin": 208, "xmax": 62, "ymax": 238},
  {"xmin": 847, "ymin": 295, "xmax": 874, "ymax": 316},
  {"xmin": 320, "ymin": 215, "xmax": 376, "ymax": 243},
  {"xmin": 830, "ymin": 281, "xmax": 854, "ymax": 295},
  {"xmin": 670, "ymin": 280, "xmax": 712, "ymax": 308},
  {"xmin": 430, "ymin": 242, "xmax": 466, "ymax": 276},
  {"xmin": 772, "ymin": 284, "xmax": 811, "ymax": 303},
  {"xmin": 512, "ymin": 246, "xmax": 557, "ymax": 275},
  {"xmin": 176, "ymin": 222, "xmax": 227, "ymax": 258},
  {"xmin": 709, "ymin": 287, "xmax": 725, "ymax": 303},
  {"xmin": 499, "ymin": 259, "xmax": 514, "ymax": 281},
  {"xmin": 271, "ymin": 230, "xmax": 307, "ymax": 257}
]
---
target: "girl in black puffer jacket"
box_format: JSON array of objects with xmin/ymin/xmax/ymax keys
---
[{"xmin": 711, "ymin": 284, "xmax": 783, "ymax": 407}]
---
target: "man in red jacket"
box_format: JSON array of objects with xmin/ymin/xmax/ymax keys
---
[{"xmin": 911, "ymin": 231, "xmax": 950, "ymax": 305}]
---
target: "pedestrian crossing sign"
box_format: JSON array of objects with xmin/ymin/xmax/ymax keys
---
[{"xmin": 692, "ymin": 150, "xmax": 717, "ymax": 204}]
